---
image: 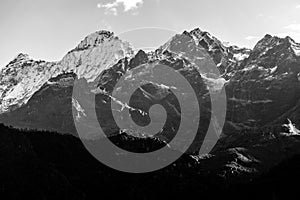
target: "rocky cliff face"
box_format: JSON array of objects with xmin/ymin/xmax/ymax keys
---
[{"xmin": 225, "ymin": 34, "xmax": 300, "ymax": 135}]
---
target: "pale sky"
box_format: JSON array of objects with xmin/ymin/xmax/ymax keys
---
[{"xmin": 1, "ymin": 0, "xmax": 300, "ymax": 67}]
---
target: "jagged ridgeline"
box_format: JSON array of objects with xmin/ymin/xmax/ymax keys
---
[{"xmin": 1, "ymin": 29, "xmax": 300, "ymax": 137}]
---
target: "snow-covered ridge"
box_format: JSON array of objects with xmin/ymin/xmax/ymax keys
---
[
  {"xmin": 0, "ymin": 31, "xmax": 133, "ymax": 113},
  {"xmin": 73, "ymin": 30, "xmax": 114, "ymax": 51},
  {"xmin": 59, "ymin": 35, "xmax": 133, "ymax": 82},
  {"xmin": 289, "ymin": 38, "xmax": 300, "ymax": 56},
  {"xmin": 0, "ymin": 55, "xmax": 58, "ymax": 113},
  {"xmin": 253, "ymin": 34, "xmax": 300, "ymax": 57},
  {"xmin": 1, "ymin": 29, "xmax": 300, "ymax": 114},
  {"xmin": 188, "ymin": 28, "xmax": 252, "ymax": 78},
  {"xmin": 190, "ymin": 28, "xmax": 251, "ymax": 61}
]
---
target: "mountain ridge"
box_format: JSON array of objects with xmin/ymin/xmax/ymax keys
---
[
  {"xmin": 1, "ymin": 28, "xmax": 300, "ymax": 139},
  {"xmin": 0, "ymin": 30, "xmax": 133, "ymax": 113}
]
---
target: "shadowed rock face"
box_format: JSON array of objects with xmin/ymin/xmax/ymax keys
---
[
  {"xmin": 224, "ymin": 35, "xmax": 300, "ymax": 134},
  {"xmin": 0, "ymin": 72, "xmax": 77, "ymax": 134}
]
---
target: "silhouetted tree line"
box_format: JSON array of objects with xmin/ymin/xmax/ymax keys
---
[{"xmin": 0, "ymin": 123, "xmax": 299, "ymax": 200}]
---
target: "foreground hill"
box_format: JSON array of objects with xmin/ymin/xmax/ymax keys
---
[{"xmin": 1, "ymin": 124, "xmax": 300, "ymax": 199}]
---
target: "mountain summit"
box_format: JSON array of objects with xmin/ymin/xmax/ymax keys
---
[
  {"xmin": 0, "ymin": 30, "xmax": 133, "ymax": 113},
  {"xmin": 73, "ymin": 30, "xmax": 114, "ymax": 51}
]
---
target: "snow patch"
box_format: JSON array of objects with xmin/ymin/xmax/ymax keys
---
[
  {"xmin": 201, "ymin": 74, "xmax": 228, "ymax": 92},
  {"xmin": 269, "ymin": 66, "xmax": 277, "ymax": 74},
  {"xmin": 72, "ymin": 98, "xmax": 87, "ymax": 121},
  {"xmin": 229, "ymin": 97, "xmax": 272, "ymax": 105},
  {"xmin": 281, "ymin": 119, "xmax": 300, "ymax": 136},
  {"xmin": 233, "ymin": 53, "xmax": 249, "ymax": 61},
  {"xmin": 291, "ymin": 43, "xmax": 300, "ymax": 56},
  {"xmin": 241, "ymin": 65, "xmax": 256, "ymax": 72},
  {"xmin": 289, "ymin": 38, "xmax": 300, "ymax": 56}
]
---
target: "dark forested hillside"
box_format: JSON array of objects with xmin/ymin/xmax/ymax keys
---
[{"xmin": 0, "ymin": 124, "xmax": 299, "ymax": 199}]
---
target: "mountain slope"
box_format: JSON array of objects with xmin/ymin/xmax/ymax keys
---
[
  {"xmin": 0, "ymin": 31, "xmax": 133, "ymax": 113},
  {"xmin": 225, "ymin": 34, "xmax": 300, "ymax": 134}
]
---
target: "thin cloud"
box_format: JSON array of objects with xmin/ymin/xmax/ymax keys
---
[
  {"xmin": 285, "ymin": 24, "xmax": 300, "ymax": 32},
  {"xmin": 97, "ymin": 0, "xmax": 144, "ymax": 15},
  {"xmin": 275, "ymin": 31, "xmax": 300, "ymax": 42},
  {"xmin": 281, "ymin": 23, "xmax": 300, "ymax": 42},
  {"xmin": 245, "ymin": 36, "xmax": 260, "ymax": 41},
  {"xmin": 296, "ymin": 4, "xmax": 300, "ymax": 8},
  {"xmin": 100, "ymin": 19, "xmax": 113, "ymax": 30},
  {"xmin": 257, "ymin": 14, "xmax": 264, "ymax": 18}
]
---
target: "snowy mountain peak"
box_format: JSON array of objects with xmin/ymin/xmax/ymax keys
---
[
  {"xmin": 5, "ymin": 53, "xmax": 31, "ymax": 67},
  {"xmin": 254, "ymin": 34, "xmax": 280, "ymax": 50},
  {"xmin": 252, "ymin": 33, "xmax": 300, "ymax": 59},
  {"xmin": 74, "ymin": 30, "xmax": 114, "ymax": 51},
  {"xmin": 189, "ymin": 28, "xmax": 222, "ymax": 48},
  {"xmin": 60, "ymin": 30, "xmax": 133, "ymax": 83},
  {"xmin": 254, "ymin": 34, "xmax": 297, "ymax": 50},
  {"xmin": 287, "ymin": 37, "xmax": 300, "ymax": 56},
  {"xmin": 0, "ymin": 30, "xmax": 133, "ymax": 113},
  {"xmin": 188, "ymin": 28, "xmax": 251, "ymax": 75},
  {"xmin": 263, "ymin": 34, "xmax": 272, "ymax": 39},
  {"xmin": 15, "ymin": 53, "xmax": 30, "ymax": 60}
]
